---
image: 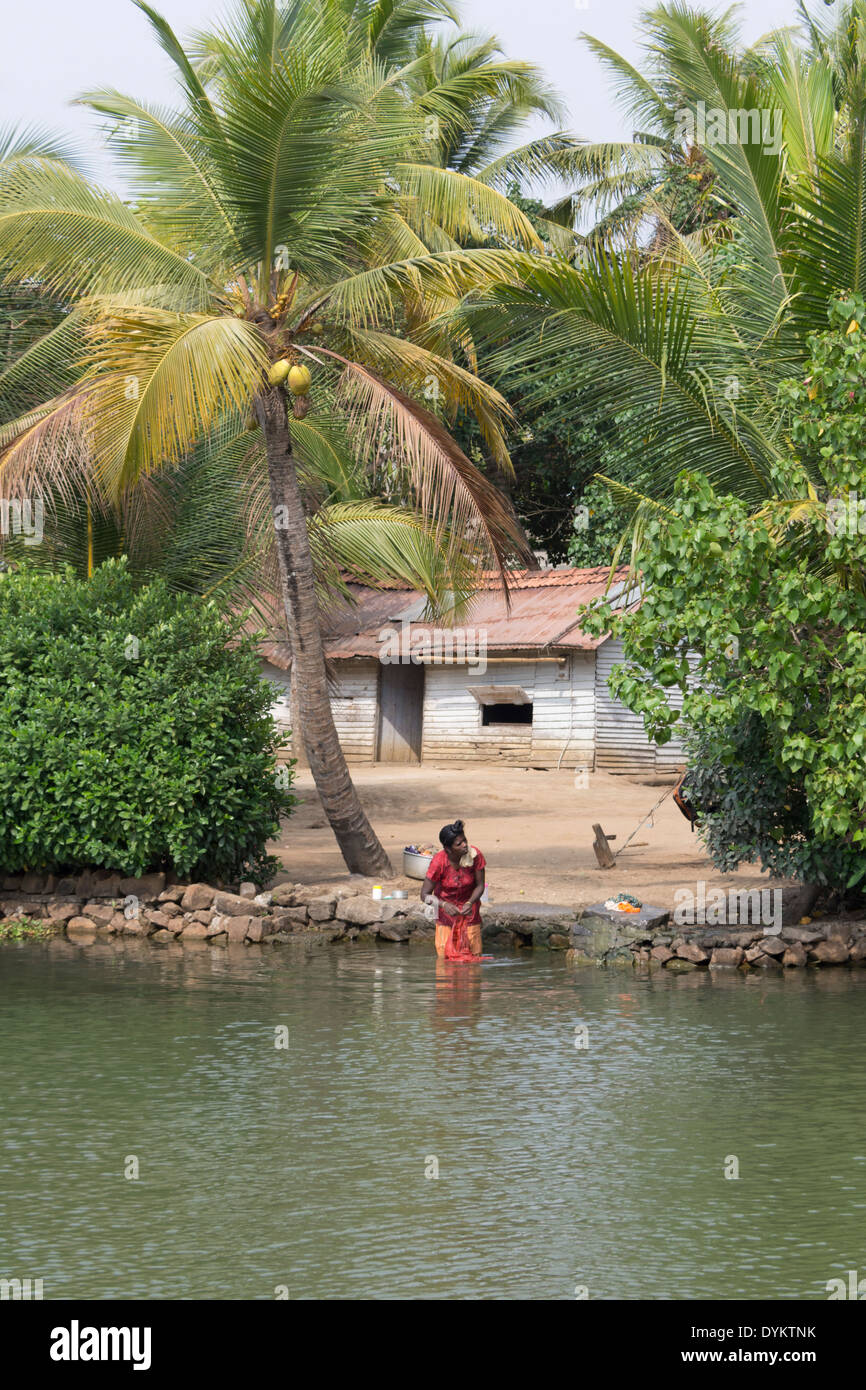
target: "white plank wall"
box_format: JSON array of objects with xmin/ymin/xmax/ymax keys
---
[
  {"xmin": 594, "ymin": 641, "xmax": 655, "ymax": 773},
  {"xmin": 262, "ymin": 659, "xmax": 379, "ymax": 763},
  {"xmin": 262, "ymin": 661, "xmax": 293, "ymax": 759},
  {"xmin": 422, "ymin": 658, "xmax": 532, "ymax": 763},
  {"xmin": 421, "ymin": 653, "xmax": 595, "ymax": 767},
  {"xmin": 595, "ymin": 639, "xmax": 694, "ymax": 774},
  {"xmin": 330, "ymin": 661, "xmax": 380, "ymax": 762},
  {"xmin": 262, "ymin": 644, "xmax": 698, "ymax": 771},
  {"xmin": 531, "ymin": 652, "xmax": 595, "ymax": 768}
]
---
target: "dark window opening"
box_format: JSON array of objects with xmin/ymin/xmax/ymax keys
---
[{"xmin": 482, "ymin": 702, "xmax": 533, "ymax": 725}]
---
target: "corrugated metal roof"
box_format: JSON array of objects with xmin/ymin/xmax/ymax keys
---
[
  {"xmin": 255, "ymin": 566, "xmax": 631, "ymax": 669},
  {"xmin": 476, "ymin": 565, "xmax": 618, "ymax": 589},
  {"xmin": 342, "ymin": 564, "xmax": 623, "ymax": 591}
]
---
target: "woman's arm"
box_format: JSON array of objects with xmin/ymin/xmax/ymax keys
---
[
  {"xmin": 421, "ymin": 873, "xmax": 457, "ymax": 915},
  {"xmin": 459, "ymin": 866, "xmax": 485, "ymax": 913}
]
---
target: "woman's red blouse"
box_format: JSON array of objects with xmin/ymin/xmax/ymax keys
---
[{"xmin": 427, "ymin": 847, "xmax": 486, "ymax": 926}]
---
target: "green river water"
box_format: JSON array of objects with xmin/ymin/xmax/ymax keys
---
[{"xmin": 1, "ymin": 936, "xmax": 864, "ymax": 1300}]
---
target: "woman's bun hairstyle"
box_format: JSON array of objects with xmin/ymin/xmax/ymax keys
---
[{"xmin": 439, "ymin": 819, "xmax": 465, "ymax": 848}]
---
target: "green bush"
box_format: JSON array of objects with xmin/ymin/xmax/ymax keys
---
[
  {"xmin": 680, "ymin": 713, "xmax": 863, "ymax": 893},
  {"xmin": 0, "ymin": 560, "xmax": 295, "ymax": 881}
]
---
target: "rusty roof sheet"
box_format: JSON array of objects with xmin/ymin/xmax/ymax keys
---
[
  {"xmin": 254, "ymin": 566, "xmax": 632, "ymax": 669},
  {"xmin": 475, "ymin": 565, "xmax": 619, "ymax": 589},
  {"xmin": 328, "ymin": 564, "xmax": 620, "ymax": 591}
]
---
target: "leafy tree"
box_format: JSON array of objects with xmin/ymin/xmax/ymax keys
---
[
  {"xmin": 457, "ymin": 377, "xmax": 653, "ymax": 565},
  {"xmin": 581, "ymin": 295, "xmax": 866, "ymax": 894}
]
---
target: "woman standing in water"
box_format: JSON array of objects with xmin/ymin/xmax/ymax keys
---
[{"xmin": 421, "ymin": 820, "xmax": 488, "ymax": 961}]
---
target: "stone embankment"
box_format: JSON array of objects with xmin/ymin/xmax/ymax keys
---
[
  {"xmin": 0, "ymin": 871, "xmax": 431, "ymax": 946},
  {"xmin": 1, "ymin": 872, "xmax": 863, "ymax": 968},
  {"xmin": 568, "ymin": 913, "xmax": 866, "ymax": 970}
]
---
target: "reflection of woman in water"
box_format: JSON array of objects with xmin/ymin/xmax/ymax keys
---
[
  {"xmin": 433, "ymin": 954, "xmax": 483, "ymax": 1027},
  {"xmin": 421, "ymin": 819, "xmax": 488, "ymax": 961}
]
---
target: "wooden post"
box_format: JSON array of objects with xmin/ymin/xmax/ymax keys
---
[{"xmin": 592, "ymin": 823, "xmax": 616, "ymax": 869}]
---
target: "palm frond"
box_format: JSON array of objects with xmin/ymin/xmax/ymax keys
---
[
  {"xmin": 0, "ymin": 309, "xmax": 87, "ymax": 423},
  {"xmin": 308, "ymin": 498, "xmax": 476, "ymax": 615},
  {"xmin": 580, "ymin": 35, "xmax": 675, "ymax": 138},
  {"xmin": 311, "ymin": 245, "xmax": 526, "ymax": 328},
  {"xmin": 306, "ymin": 344, "xmax": 530, "ymax": 582},
  {"xmin": 336, "ymin": 323, "xmax": 514, "ymax": 467},
  {"xmin": 394, "ymin": 162, "xmax": 543, "ymax": 248},
  {"xmin": 465, "ymin": 251, "xmax": 781, "ymax": 506},
  {"xmin": 0, "ymin": 392, "xmax": 93, "ymax": 504},
  {"xmin": 0, "ymin": 161, "xmax": 209, "ymax": 307},
  {"xmin": 0, "ymin": 121, "xmax": 85, "ymax": 174},
  {"xmin": 82, "ymin": 307, "xmax": 268, "ymax": 495},
  {"xmin": 78, "ymin": 89, "xmax": 242, "ymax": 269},
  {"xmin": 472, "ymin": 133, "xmax": 589, "ymax": 194}
]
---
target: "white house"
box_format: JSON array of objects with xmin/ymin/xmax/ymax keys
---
[{"xmin": 258, "ymin": 565, "xmax": 692, "ymax": 774}]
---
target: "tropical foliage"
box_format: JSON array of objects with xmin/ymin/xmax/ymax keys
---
[
  {"xmin": 0, "ymin": 0, "xmax": 543, "ymax": 873},
  {"xmin": 4, "ymin": 0, "xmax": 865, "ymax": 889},
  {"xmin": 553, "ymin": 4, "xmax": 740, "ymax": 249},
  {"xmin": 463, "ymin": 1, "xmax": 866, "ymax": 565},
  {"xmin": 581, "ymin": 296, "xmax": 866, "ymax": 893},
  {"xmin": 0, "ymin": 560, "xmax": 294, "ymax": 882},
  {"xmin": 481, "ymin": 0, "xmax": 866, "ymax": 888}
]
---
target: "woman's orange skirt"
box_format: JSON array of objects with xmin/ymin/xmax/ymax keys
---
[{"xmin": 435, "ymin": 917, "xmax": 483, "ymax": 958}]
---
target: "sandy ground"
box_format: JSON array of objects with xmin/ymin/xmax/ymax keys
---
[{"xmin": 272, "ymin": 764, "xmax": 772, "ymax": 910}]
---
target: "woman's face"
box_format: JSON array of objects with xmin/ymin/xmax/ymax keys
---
[{"xmin": 450, "ymin": 834, "xmax": 468, "ymax": 857}]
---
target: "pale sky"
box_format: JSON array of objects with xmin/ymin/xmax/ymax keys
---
[{"xmin": 1, "ymin": 0, "xmax": 807, "ymax": 186}]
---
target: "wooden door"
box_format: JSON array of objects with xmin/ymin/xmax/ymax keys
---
[{"xmin": 377, "ymin": 662, "xmax": 424, "ymax": 762}]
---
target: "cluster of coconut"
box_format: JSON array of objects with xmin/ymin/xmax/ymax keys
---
[{"xmin": 268, "ymin": 360, "xmax": 312, "ymax": 418}]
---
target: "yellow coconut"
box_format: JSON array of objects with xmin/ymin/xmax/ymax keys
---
[
  {"xmin": 268, "ymin": 359, "xmax": 291, "ymax": 386},
  {"xmin": 288, "ymin": 364, "xmax": 312, "ymax": 395}
]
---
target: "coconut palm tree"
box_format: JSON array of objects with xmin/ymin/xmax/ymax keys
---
[
  {"xmin": 188, "ymin": 4, "xmax": 585, "ymax": 250},
  {"xmin": 190, "ymin": 0, "xmax": 462, "ymax": 77},
  {"xmin": 394, "ymin": 27, "xmax": 584, "ymax": 255},
  {"xmin": 0, "ymin": 0, "xmax": 536, "ymax": 876},
  {"xmin": 463, "ymin": 0, "xmax": 866, "ymax": 543},
  {"xmin": 546, "ymin": 5, "xmax": 746, "ymax": 251},
  {"xmin": 403, "ymin": 31, "xmax": 570, "ymax": 179}
]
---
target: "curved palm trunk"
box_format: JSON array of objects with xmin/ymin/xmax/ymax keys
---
[
  {"xmin": 289, "ymin": 657, "xmax": 308, "ymax": 768},
  {"xmin": 255, "ymin": 386, "xmax": 392, "ymax": 877}
]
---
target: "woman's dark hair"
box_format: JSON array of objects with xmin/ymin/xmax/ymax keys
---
[{"xmin": 439, "ymin": 819, "xmax": 466, "ymax": 849}]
